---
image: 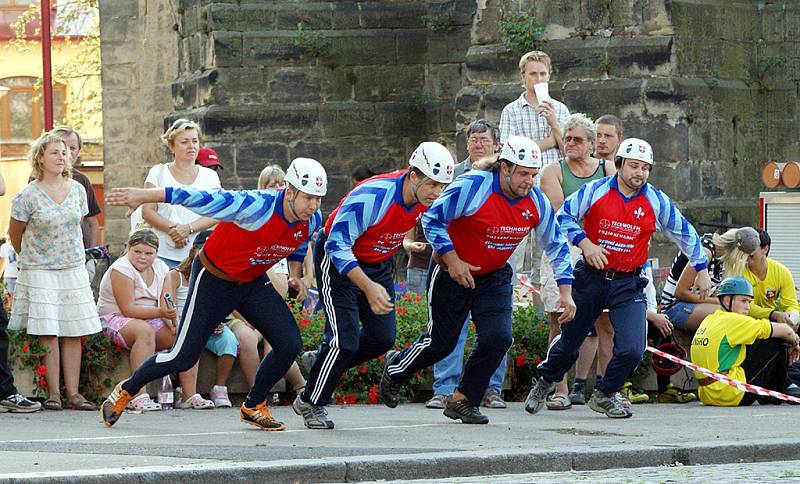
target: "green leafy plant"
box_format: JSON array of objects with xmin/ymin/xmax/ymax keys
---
[
  {"xmin": 755, "ymin": 55, "xmax": 789, "ymax": 90},
  {"xmin": 499, "ymin": 10, "xmax": 546, "ymax": 53},
  {"xmin": 422, "ymin": 4, "xmax": 456, "ymax": 32},
  {"xmin": 294, "ymin": 22, "xmax": 332, "ymax": 59}
]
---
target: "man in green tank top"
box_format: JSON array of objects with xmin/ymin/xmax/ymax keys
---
[{"xmin": 538, "ymin": 113, "xmax": 617, "ymax": 410}]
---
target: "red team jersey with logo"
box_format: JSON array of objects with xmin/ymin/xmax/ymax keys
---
[
  {"xmin": 558, "ymin": 176, "xmax": 707, "ymax": 273},
  {"xmin": 424, "ymin": 170, "xmax": 573, "ymax": 283},
  {"xmin": 165, "ymin": 186, "xmax": 322, "ymax": 282},
  {"xmin": 325, "ymin": 170, "xmax": 425, "ymax": 275}
]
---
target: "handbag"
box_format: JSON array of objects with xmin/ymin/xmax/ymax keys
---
[{"xmin": 129, "ymin": 164, "xmax": 180, "ymax": 247}]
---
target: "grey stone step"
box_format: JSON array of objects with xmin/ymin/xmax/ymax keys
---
[
  {"xmin": 203, "ymin": 28, "xmax": 468, "ymax": 69},
  {"xmin": 203, "ymin": 1, "xmax": 429, "ymax": 33},
  {"xmin": 466, "ymin": 36, "xmax": 673, "ymax": 85}
]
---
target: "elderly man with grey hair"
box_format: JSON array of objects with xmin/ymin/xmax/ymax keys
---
[{"xmin": 536, "ymin": 112, "xmax": 617, "ymax": 410}]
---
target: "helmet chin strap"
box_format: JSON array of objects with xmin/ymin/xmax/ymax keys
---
[
  {"xmin": 719, "ymin": 295, "xmax": 732, "ymax": 312},
  {"xmin": 409, "ymin": 169, "xmax": 429, "ymax": 204},
  {"xmin": 287, "ymin": 185, "xmax": 302, "ymax": 220}
]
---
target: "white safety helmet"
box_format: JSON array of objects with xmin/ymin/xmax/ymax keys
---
[
  {"xmin": 615, "ymin": 138, "xmax": 654, "ymax": 165},
  {"xmin": 409, "ymin": 142, "xmax": 455, "ymax": 184},
  {"xmin": 285, "ymin": 157, "xmax": 327, "ymax": 196},
  {"xmin": 500, "ymin": 136, "xmax": 542, "ymax": 169}
]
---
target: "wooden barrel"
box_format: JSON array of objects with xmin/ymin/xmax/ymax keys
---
[
  {"xmin": 762, "ymin": 161, "xmax": 784, "ymax": 188},
  {"xmin": 782, "ymin": 161, "xmax": 800, "ymax": 188}
]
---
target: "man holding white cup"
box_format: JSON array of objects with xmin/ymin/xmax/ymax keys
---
[{"xmin": 499, "ymin": 51, "xmax": 569, "ymax": 167}]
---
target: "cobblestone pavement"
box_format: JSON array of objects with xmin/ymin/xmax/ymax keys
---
[{"xmin": 363, "ymin": 460, "xmax": 800, "ymax": 483}]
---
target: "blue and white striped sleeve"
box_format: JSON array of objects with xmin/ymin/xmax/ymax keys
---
[
  {"xmin": 531, "ymin": 189, "xmax": 573, "ymax": 284},
  {"xmin": 422, "ymin": 171, "xmax": 494, "ymax": 256},
  {"xmin": 288, "ymin": 210, "xmax": 322, "ymax": 263},
  {"xmin": 646, "ymin": 186, "xmax": 708, "ymax": 271},
  {"xmin": 556, "ymin": 178, "xmax": 607, "ymax": 246},
  {"xmin": 165, "ymin": 186, "xmax": 278, "ymax": 231},
  {"xmin": 325, "ymin": 181, "xmax": 397, "ymax": 275}
]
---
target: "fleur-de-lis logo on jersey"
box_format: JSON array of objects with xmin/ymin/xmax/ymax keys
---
[
  {"xmin": 522, "ymin": 209, "xmax": 532, "ymax": 220},
  {"xmin": 294, "ymin": 230, "xmax": 303, "ymax": 240},
  {"xmin": 633, "ymin": 207, "xmax": 644, "ymax": 220}
]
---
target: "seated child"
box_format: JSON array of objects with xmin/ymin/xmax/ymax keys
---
[
  {"xmin": 97, "ymin": 230, "xmax": 205, "ymax": 411},
  {"xmin": 691, "ymin": 276, "xmax": 800, "ymax": 406}
]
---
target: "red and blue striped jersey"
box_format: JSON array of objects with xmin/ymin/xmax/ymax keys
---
[
  {"xmin": 558, "ymin": 176, "xmax": 708, "ymax": 273},
  {"xmin": 165, "ymin": 186, "xmax": 322, "ymax": 282},
  {"xmin": 423, "ymin": 170, "xmax": 573, "ymax": 283},
  {"xmin": 324, "ymin": 170, "xmax": 424, "ymax": 275}
]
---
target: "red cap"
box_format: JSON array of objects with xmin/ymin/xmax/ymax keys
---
[{"xmin": 196, "ymin": 147, "xmax": 223, "ymax": 169}]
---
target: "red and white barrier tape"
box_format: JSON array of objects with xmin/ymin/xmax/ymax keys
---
[{"xmin": 646, "ymin": 345, "xmax": 800, "ymax": 404}]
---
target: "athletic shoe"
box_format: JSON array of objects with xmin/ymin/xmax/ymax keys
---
[
  {"xmin": 620, "ymin": 382, "xmax": 649, "ymax": 404},
  {"xmin": 0, "ymin": 393, "xmax": 41, "ymax": 413},
  {"xmin": 425, "ymin": 394, "xmax": 450, "ymax": 409},
  {"xmin": 524, "ymin": 376, "xmax": 555, "ymax": 415},
  {"xmin": 615, "ymin": 392, "xmax": 631, "ymax": 408},
  {"xmin": 379, "ymin": 357, "xmax": 402, "ymax": 408},
  {"xmin": 481, "ymin": 389, "xmax": 507, "ymax": 409},
  {"xmin": 240, "ymin": 402, "xmax": 287, "ymax": 431},
  {"xmin": 656, "ymin": 384, "xmax": 696, "ymax": 403},
  {"xmin": 444, "ymin": 396, "xmax": 489, "ymax": 424},
  {"xmin": 292, "ymin": 394, "xmax": 334, "ymax": 429},
  {"xmin": 569, "ymin": 380, "xmax": 586, "ymax": 405},
  {"xmin": 100, "ymin": 380, "xmax": 134, "ymax": 427},
  {"xmin": 588, "ymin": 389, "xmax": 633, "ymax": 418},
  {"xmin": 210, "ymin": 385, "xmax": 232, "ymax": 408}
]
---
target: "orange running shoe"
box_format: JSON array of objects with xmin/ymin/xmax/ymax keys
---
[
  {"xmin": 240, "ymin": 402, "xmax": 287, "ymax": 431},
  {"xmin": 100, "ymin": 380, "xmax": 134, "ymax": 427}
]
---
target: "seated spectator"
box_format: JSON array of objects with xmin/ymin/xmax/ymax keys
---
[
  {"xmin": 691, "ymin": 276, "xmax": 799, "ymax": 406},
  {"xmin": 660, "ymin": 227, "xmax": 760, "ymax": 333},
  {"xmin": 743, "ymin": 230, "xmax": 800, "ymax": 327},
  {"xmin": 168, "ymin": 231, "xmax": 238, "ymax": 408},
  {"xmin": 97, "ymin": 230, "xmax": 210, "ymax": 411}
]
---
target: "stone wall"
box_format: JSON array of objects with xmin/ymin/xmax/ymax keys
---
[
  {"xmin": 98, "ymin": 0, "xmax": 181, "ymax": 252},
  {"xmin": 458, "ymin": 0, "xmax": 799, "ymax": 267},
  {"xmin": 99, "ymin": 0, "xmax": 800, "ymax": 266},
  {"xmin": 169, "ymin": 0, "xmax": 472, "ymax": 203}
]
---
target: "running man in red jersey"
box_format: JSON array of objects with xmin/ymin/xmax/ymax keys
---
[
  {"xmin": 101, "ymin": 158, "xmax": 327, "ymax": 431},
  {"xmin": 381, "ymin": 136, "xmax": 576, "ymax": 424},
  {"xmin": 294, "ymin": 142, "xmax": 455, "ymax": 430}
]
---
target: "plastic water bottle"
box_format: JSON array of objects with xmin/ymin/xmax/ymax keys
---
[{"xmin": 158, "ymin": 375, "xmax": 174, "ymax": 410}]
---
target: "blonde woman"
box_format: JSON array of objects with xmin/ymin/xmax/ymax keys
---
[
  {"xmin": 142, "ymin": 119, "xmax": 221, "ymax": 268},
  {"xmin": 660, "ymin": 227, "xmax": 760, "ymax": 333},
  {"xmin": 8, "ymin": 132, "xmax": 102, "ymax": 411}
]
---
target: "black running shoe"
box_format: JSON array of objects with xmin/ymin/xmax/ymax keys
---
[
  {"xmin": 444, "ymin": 398, "xmax": 489, "ymax": 424},
  {"xmin": 379, "ymin": 356, "xmax": 402, "ymax": 408}
]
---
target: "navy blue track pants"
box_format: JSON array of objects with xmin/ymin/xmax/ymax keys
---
[
  {"xmin": 537, "ymin": 260, "xmax": 648, "ymax": 395},
  {"xmin": 387, "ymin": 263, "xmax": 514, "ymax": 407},
  {"xmin": 122, "ymin": 256, "xmax": 301, "ymax": 407},
  {"xmin": 302, "ymin": 234, "xmax": 396, "ymax": 406}
]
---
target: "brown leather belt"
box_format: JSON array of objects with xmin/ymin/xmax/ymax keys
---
[
  {"xmin": 697, "ymin": 369, "xmax": 729, "ymax": 387},
  {"xmin": 198, "ymin": 250, "xmax": 244, "ymax": 285}
]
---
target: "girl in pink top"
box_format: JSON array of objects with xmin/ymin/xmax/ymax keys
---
[{"xmin": 97, "ymin": 230, "xmax": 205, "ymax": 410}]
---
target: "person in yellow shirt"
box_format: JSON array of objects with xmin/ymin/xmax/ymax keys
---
[
  {"xmin": 691, "ymin": 276, "xmax": 799, "ymax": 406},
  {"xmin": 743, "ymin": 230, "xmax": 800, "ymax": 328}
]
